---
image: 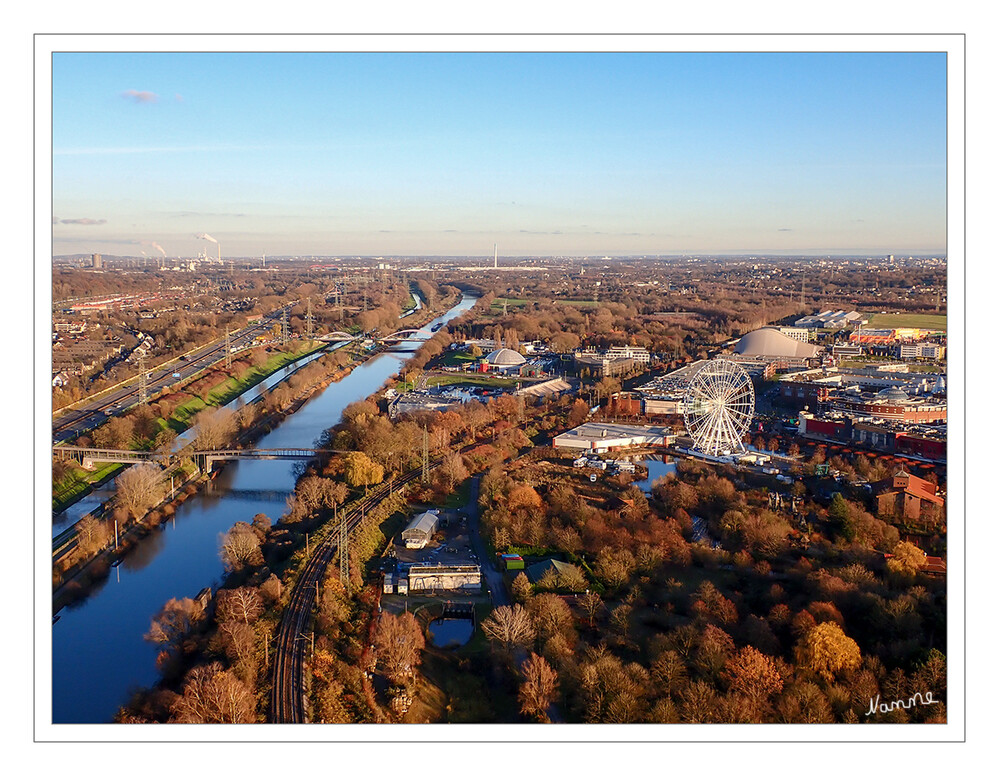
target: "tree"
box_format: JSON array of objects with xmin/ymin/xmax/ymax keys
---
[
  {"xmin": 795, "ymin": 621, "xmax": 862, "ymax": 683},
  {"xmin": 193, "ymin": 406, "xmax": 237, "ymax": 450},
  {"xmin": 170, "ymin": 663, "xmax": 255, "ymax": 723},
  {"xmin": 75, "ymin": 514, "xmax": 110, "ymax": 556},
  {"xmin": 344, "ymin": 451, "xmax": 384, "ymax": 493},
  {"xmin": 115, "ymin": 463, "xmax": 166, "ymax": 521},
  {"xmin": 567, "ymin": 399, "xmax": 590, "ymax": 427},
  {"xmin": 511, "ymin": 572, "xmax": 533, "ymax": 603},
  {"xmin": 888, "ymin": 541, "xmax": 926, "ymax": 576},
  {"xmin": 557, "ymin": 564, "xmax": 588, "ymax": 593},
  {"xmin": 215, "ymin": 586, "xmax": 263, "ymax": 625},
  {"xmin": 723, "ymin": 646, "xmax": 784, "ymax": 703},
  {"xmin": 145, "ymin": 597, "xmax": 205, "ymax": 652},
  {"xmin": 437, "ymin": 452, "xmax": 469, "ymax": 494},
  {"xmin": 220, "ymin": 522, "xmax": 264, "ymax": 572},
  {"xmin": 93, "ymin": 415, "xmax": 136, "ymax": 449},
  {"xmin": 371, "ymin": 611, "xmax": 425, "ymax": 684},
  {"xmin": 519, "ymin": 653, "xmax": 558, "ymax": 722},
  {"xmin": 481, "ymin": 604, "xmax": 535, "ymax": 656},
  {"xmin": 580, "ymin": 591, "xmax": 604, "ymax": 627},
  {"xmin": 528, "ymin": 594, "xmax": 575, "ymax": 643}
]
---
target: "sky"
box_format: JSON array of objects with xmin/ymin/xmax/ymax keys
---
[{"xmin": 51, "ymin": 51, "xmax": 947, "ymax": 258}]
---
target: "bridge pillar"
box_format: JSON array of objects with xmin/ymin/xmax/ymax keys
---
[{"xmin": 81, "ymin": 457, "xmax": 95, "ymax": 470}]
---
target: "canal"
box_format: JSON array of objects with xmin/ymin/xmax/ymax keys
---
[{"xmin": 51, "ymin": 293, "xmax": 476, "ymax": 723}]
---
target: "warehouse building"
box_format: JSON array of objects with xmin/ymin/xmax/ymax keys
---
[
  {"xmin": 553, "ymin": 422, "xmax": 675, "ymax": 452},
  {"xmin": 402, "ymin": 510, "xmax": 440, "ymax": 550},
  {"xmin": 406, "ymin": 563, "xmax": 482, "ymax": 593}
]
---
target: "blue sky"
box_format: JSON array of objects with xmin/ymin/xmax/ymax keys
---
[{"xmin": 51, "ymin": 52, "xmax": 947, "ymax": 257}]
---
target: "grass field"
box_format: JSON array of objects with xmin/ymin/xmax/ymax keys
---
[
  {"xmin": 489, "ymin": 297, "xmax": 601, "ymax": 311},
  {"xmin": 52, "ymin": 342, "xmax": 328, "ymax": 512},
  {"xmin": 423, "ymin": 374, "xmax": 518, "ymax": 389},
  {"xmin": 868, "ymin": 313, "xmax": 947, "ymax": 331}
]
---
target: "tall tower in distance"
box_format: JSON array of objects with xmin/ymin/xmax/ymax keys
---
[
  {"xmin": 494, "ymin": 244, "xmax": 498, "ymax": 269},
  {"xmin": 91, "ymin": 253, "xmax": 102, "ymax": 269}
]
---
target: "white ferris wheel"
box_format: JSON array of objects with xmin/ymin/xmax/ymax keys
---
[{"xmin": 683, "ymin": 359, "xmax": 755, "ymax": 456}]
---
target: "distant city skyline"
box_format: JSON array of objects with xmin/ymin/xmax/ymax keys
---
[{"xmin": 52, "ymin": 51, "xmax": 947, "ymax": 258}]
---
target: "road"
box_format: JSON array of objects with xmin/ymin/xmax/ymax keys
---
[
  {"xmin": 52, "ymin": 305, "xmax": 293, "ymax": 444},
  {"xmin": 464, "ymin": 476, "xmax": 509, "ymax": 608}
]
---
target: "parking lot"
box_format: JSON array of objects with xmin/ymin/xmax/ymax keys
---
[{"xmin": 389, "ymin": 509, "xmax": 480, "ymax": 568}]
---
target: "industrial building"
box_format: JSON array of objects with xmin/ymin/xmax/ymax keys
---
[
  {"xmin": 553, "ymin": 422, "xmax": 675, "ymax": 453},
  {"xmin": 573, "ymin": 351, "xmax": 640, "ymax": 377},
  {"xmin": 406, "ymin": 563, "xmax": 482, "ymax": 593},
  {"xmin": 402, "ymin": 510, "xmax": 440, "ymax": 550},
  {"xmin": 778, "ymin": 366, "xmax": 946, "ymax": 410},
  {"xmin": 794, "ymin": 310, "xmax": 867, "ymax": 329}
]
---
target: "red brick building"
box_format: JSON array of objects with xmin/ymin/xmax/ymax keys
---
[{"xmin": 872, "ymin": 471, "xmax": 944, "ymax": 523}]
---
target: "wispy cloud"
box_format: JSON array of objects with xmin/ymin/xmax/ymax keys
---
[
  {"xmin": 777, "ymin": 228, "xmax": 794, "ymax": 232},
  {"xmin": 166, "ymin": 210, "xmax": 246, "ymax": 219},
  {"xmin": 122, "ymin": 89, "xmax": 158, "ymax": 103},
  {"xmin": 54, "ymin": 144, "xmax": 269, "ymax": 156},
  {"xmin": 58, "ymin": 218, "xmax": 107, "ymax": 225}
]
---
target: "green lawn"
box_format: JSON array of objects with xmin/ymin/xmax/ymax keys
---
[
  {"xmin": 867, "ymin": 313, "xmax": 947, "ymax": 331},
  {"xmin": 489, "ymin": 297, "xmax": 533, "ymax": 311},
  {"xmin": 53, "ymin": 342, "xmax": 328, "ymax": 512},
  {"xmin": 423, "ymin": 373, "xmax": 518, "ymax": 389},
  {"xmin": 554, "ymin": 299, "xmax": 601, "ymax": 308}
]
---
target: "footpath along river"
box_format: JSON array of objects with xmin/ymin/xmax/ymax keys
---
[{"xmin": 51, "ymin": 294, "xmax": 476, "ymax": 724}]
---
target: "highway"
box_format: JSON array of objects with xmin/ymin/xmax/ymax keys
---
[{"xmin": 52, "ymin": 306, "xmax": 293, "ymax": 444}]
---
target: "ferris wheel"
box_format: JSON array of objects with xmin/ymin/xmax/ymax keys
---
[{"xmin": 683, "ymin": 359, "xmax": 755, "ymax": 456}]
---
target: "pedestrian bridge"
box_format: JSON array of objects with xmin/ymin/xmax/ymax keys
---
[{"xmin": 53, "ymin": 445, "xmax": 337, "ymax": 471}]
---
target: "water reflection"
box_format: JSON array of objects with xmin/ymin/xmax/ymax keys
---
[
  {"xmin": 427, "ymin": 618, "xmax": 474, "ymax": 648},
  {"xmin": 52, "ymin": 295, "xmax": 477, "ymax": 723},
  {"xmin": 636, "ymin": 455, "xmax": 677, "ymax": 493}
]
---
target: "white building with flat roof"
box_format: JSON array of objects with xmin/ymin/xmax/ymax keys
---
[{"xmin": 553, "ymin": 422, "xmax": 675, "ymax": 453}]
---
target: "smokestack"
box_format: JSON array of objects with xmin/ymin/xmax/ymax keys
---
[{"xmin": 494, "ymin": 243, "xmax": 497, "ymax": 269}]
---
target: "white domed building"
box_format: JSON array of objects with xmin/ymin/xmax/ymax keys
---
[
  {"xmin": 734, "ymin": 327, "xmax": 821, "ymax": 359},
  {"xmin": 481, "ymin": 347, "xmax": 527, "ymax": 373}
]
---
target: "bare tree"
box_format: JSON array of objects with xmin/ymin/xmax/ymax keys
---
[
  {"xmin": 170, "ymin": 663, "xmax": 255, "ymax": 723},
  {"xmin": 218, "ymin": 619, "xmax": 257, "ymax": 665},
  {"xmin": 437, "ymin": 452, "xmax": 469, "ymax": 494},
  {"xmin": 481, "ymin": 604, "xmax": 536, "ymax": 656},
  {"xmin": 371, "ymin": 611, "xmax": 425, "ymax": 685},
  {"xmin": 519, "ymin": 653, "xmax": 559, "ymax": 722},
  {"xmin": 580, "ymin": 591, "xmax": 604, "ymax": 627},
  {"xmin": 215, "ymin": 586, "xmax": 263, "ymax": 625},
  {"xmin": 75, "ymin": 514, "xmax": 110, "ymax": 556},
  {"xmin": 219, "ymin": 522, "xmax": 264, "ymax": 572},
  {"xmin": 115, "ymin": 463, "xmax": 166, "ymax": 521},
  {"xmin": 193, "ymin": 406, "xmax": 237, "ymax": 450}
]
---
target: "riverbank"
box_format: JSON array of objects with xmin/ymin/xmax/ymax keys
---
[
  {"xmin": 52, "ymin": 340, "xmax": 330, "ymax": 515},
  {"xmin": 51, "ymin": 296, "xmax": 467, "ymax": 614},
  {"xmin": 51, "ymin": 342, "xmax": 372, "ymax": 613}
]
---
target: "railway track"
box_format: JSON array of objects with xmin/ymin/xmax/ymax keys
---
[{"xmin": 268, "ymin": 463, "xmax": 432, "ymax": 723}]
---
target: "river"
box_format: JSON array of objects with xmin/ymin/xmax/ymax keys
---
[{"xmin": 51, "ymin": 293, "xmax": 476, "ymax": 724}]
